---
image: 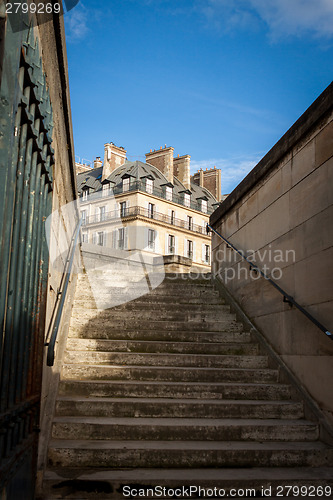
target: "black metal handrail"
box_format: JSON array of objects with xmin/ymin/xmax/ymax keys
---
[
  {"xmin": 207, "ymin": 223, "xmax": 332, "ymax": 340},
  {"xmin": 46, "ymin": 218, "xmax": 83, "ymax": 366}
]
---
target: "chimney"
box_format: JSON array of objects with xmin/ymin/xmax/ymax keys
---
[
  {"xmin": 191, "ymin": 166, "xmax": 222, "ymax": 201},
  {"xmin": 94, "ymin": 156, "xmax": 103, "ymax": 169},
  {"xmin": 102, "ymin": 143, "xmax": 127, "ymax": 180},
  {"xmin": 173, "ymin": 154, "xmax": 191, "ymax": 190},
  {"xmin": 145, "ymin": 146, "xmax": 174, "ymax": 184}
]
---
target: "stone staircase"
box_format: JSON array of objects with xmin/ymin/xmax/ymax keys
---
[{"xmin": 43, "ymin": 273, "xmax": 333, "ymax": 499}]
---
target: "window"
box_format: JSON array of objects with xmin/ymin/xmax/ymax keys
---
[
  {"xmin": 102, "ymin": 183, "xmax": 111, "ymax": 197},
  {"xmin": 205, "ymin": 244, "xmax": 210, "ymax": 264},
  {"xmin": 99, "ymin": 206, "xmax": 106, "ymax": 221},
  {"xmin": 148, "ymin": 229, "xmax": 155, "ymax": 250},
  {"xmin": 120, "ymin": 201, "xmax": 127, "ymax": 217},
  {"xmin": 170, "ymin": 210, "xmax": 175, "ymax": 225},
  {"xmin": 146, "ymin": 178, "xmax": 153, "ymax": 194},
  {"xmin": 81, "ymin": 210, "xmax": 87, "ymax": 225},
  {"xmin": 187, "ymin": 216, "xmax": 193, "ymax": 230},
  {"xmin": 118, "ymin": 228, "xmax": 125, "ymax": 249},
  {"xmin": 98, "ymin": 231, "xmax": 105, "ymax": 246},
  {"xmin": 201, "ymin": 199, "xmax": 208, "ymax": 213},
  {"xmin": 168, "ymin": 235, "xmax": 175, "ymax": 254},
  {"xmin": 187, "ymin": 240, "xmax": 193, "ymax": 259},
  {"xmin": 184, "ymin": 193, "xmax": 190, "ymax": 207},
  {"xmin": 82, "ymin": 189, "xmax": 89, "ymax": 201},
  {"xmin": 148, "ymin": 203, "xmax": 154, "ymax": 219},
  {"xmin": 82, "ymin": 232, "xmax": 88, "ymax": 243},
  {"xmin": 123, "ymin": 177, "xmax": 130, "ymax": 192},
  {"xmin": 165, "ymin": 186, "xmax": 172, "ymax": 201}
]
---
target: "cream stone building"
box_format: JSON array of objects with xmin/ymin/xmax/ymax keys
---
[{"xmin": 76, "ymin": 143, "xmax": 221, "ymax": 271}]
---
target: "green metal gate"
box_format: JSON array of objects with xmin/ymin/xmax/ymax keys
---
[{"xmin": 0, "ymin": 12, "xmax": 54, "ymax": 499}]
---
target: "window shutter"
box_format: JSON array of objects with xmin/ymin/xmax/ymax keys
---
[
  {"xmin": 184, "ymin": 238, "xmax": 187, "ymax": 257},
  {"xmin": 193, "ymin": 241, "xmax": 196, "ymax": 261},
  {"xmin": 112, "ymin": 230, "xmax": 117, "ymax": 249},
  {"xmin": 175, "ymin": 236, "xmax": 178, "ymax": 255},
  {"xmin": 92, "ymin": 232, "xmax": 97, "ymax": 245},
  {"xmin": 124, "ymin": 227, "xmax": 128, "ymax": 249},
  {"xmin": 202, "ymin": 244, "xmax": 205, "ymax": 262},
  {"xmin": 165, "ymin": 235, "xmax": 169, "ymax": 254}
]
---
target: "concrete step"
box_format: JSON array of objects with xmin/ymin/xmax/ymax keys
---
[
  {"xmin": 41, "ymin": 467, "xmax": 333, "ymax": 500},
  {"xmin": 48, "ymin": 440, "xmax": 333, "ymax": 468},
  {"xmin": 58, "ymin": 380, "xmax": 294, "ymax": 400},
  {"xmin": 61, "ymin": 364, "xmax": 279, "ymax": 383},
  {"xmin": 68, "ymin": 329, "xmax": 249, "ymax": 343},
  {"xmin": 73, "ymin": 295, "xmax": 225, "ymax": 308},
  {"xmin": 69, "ymin": 318, "xmax": 244, "ymax": 335},
  {"xmin": 51, "ymin": 417, "xmax": 318, "ymax": 442},
  {"xmin": 70, "ymin": 308, "xmax": 234, "ymax": 324},
  {"xmin": 55, "ymin": 397, "xmax": 304, "ymax": 419},
  {"xmin": 66, "ymin": 338, "xmax": 259, "ymax": 355},
  {"xmin": 71, "ymin": 303, "xmax": 231, "ymax": 317},
  {"xmin": 64, "ymin": 351, "xmax": 269, "ymax": 369}
]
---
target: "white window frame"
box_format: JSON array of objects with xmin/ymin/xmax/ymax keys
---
[
  {"xmin": 146, "ymin": 178, "xmax": 153, "ymax": 194},
  {"xmin": 201, "ymin": 199, "xmax": 208, "ymax": 213},
  {"xmin": 187, "ymin": 239, "xmax": 193, "ymax": 259},
  {"xmin": 82, "ymin": 189, "xmax": 88, "ymax": 201},
  {"xmin": 120, "ymin": 201, "xmax": 127, "ymax": 218},
  {"xmin": 166, "ymin": 186, "xmax": 172, "ymax": 201},
  {"xmin": 187, "ymin": 216, "xmax": 193, "ymax": 231},
  {"xmin": 168, "ymin": 234, "xmax": 175, "ymax": 254},
  {"xmin": 184, "ymin": 193, "xmax": 190, "ymax": 207},
  {"xmin": 102, "ymin": 183, "xmax": 111, "ymax": 197},
  {"xmin": 98, "ymin": 231, "xmax": 105, "ymax": 246},
  {"xmin": 99, "ymin": 206, "xmax": 106, "ymax": 222},
  {"xmin": 148, "ymin": 202, "xmax": 154, "ymax": 219},
  {"xmin": 148, "ymin": 229, "xmax": 156, "ymax": 251},
  {"xmin": 123, "ymin": 177, "xmax": 130, "ymax": 192},
  {"xmin": 81, "ymin": 210, "xmax": 87, "ymax": 225},
  {"xmin": 82, "ymin": 231, "xmax": 88, "ymax": 243}
]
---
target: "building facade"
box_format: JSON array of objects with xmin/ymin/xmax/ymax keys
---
[{"xmin": 77, "ymin": 144, "xmax": 222, "ymax": 271}]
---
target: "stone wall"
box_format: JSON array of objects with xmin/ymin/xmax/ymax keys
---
[{"xmin": 210, "ymin": 82, "xmax": 333, "ymax": 425}]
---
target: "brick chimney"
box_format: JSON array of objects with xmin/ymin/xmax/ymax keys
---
[
  {"xmin": 173, "ymin": 154, "xmax": 191, "ymax": 190},
  {"xmin": 94, "ymin": 157, "xmax": 103, "ymax": 169},
  {"xmin": 145, "ymin": 146, "xmax": 174, "ymax": 184},
  {"xmin": 102, "ymin": 143, "xmax": 127, "ymax": 180},
  {"xmin": 191, "ymin": 166, "xmax": 221, "ymax": 201}
]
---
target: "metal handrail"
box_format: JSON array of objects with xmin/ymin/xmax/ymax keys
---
[
  {"xmin": 46, "ymin": 218, "xmax": 83, "ymax": 366},
  {"xmin": 207, "ymin": 223, "xmax": 332, "ymax": 340}
]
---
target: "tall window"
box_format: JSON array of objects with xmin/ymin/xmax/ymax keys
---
[
  {"xmin": 170, "ymin": 210, "xmax": 175, "ymax": 225},
  {"xmin": 81, "ymin": 210, "xmax": 87, "ymax": 225},
  {"xmin": 82, "ymin": 232, "xmax": 88, "ymax": 243},
  {"xmin": 98, "ymin": 231, "xmax": 105, "ymax": 246},
  {"xmin": 187, "ymin": 216, "xmax": 193, "ymax": 230},
  {"xmin": 187, "ymin": 240, "xmax": 193, "ymax": 259},
  {"xmin": 165, "ymin": 186, "xmax": 172, "ymax": 201},
  {"xmin": 184, "ymin": 193, "xmax": 190, "ymax": 207},
  {"xmin": 146, "ymin": 178, "xmax": 153, "ymax": 194},
  {"xmin": 148, "ymin": 203, "xmax": 154, "ymax": 219},
  {"xmin": 120, "ymin": 201, "xmax": 127, "ymax": 217},
  {"xmin": 148, "ymin": 229, "xmax": 155, "ymax": 250},
  {"xmin": 205, "ymin": 244, "xmax": 210, "ymax": 264},
  {"xmin": 99, "ymin": 206, "xmax": 106, "ymax": 221},
  {"xmin": 102, "ymin": 183, "xmax": 111, "ymax": 197},
  {"xmin": 168, "ymin": 235, "xmax": 175, "ymax": 254},
  {"xmin": 82, "ymin": 189, "xmax": 89, "ymax": 201},
  {"xmin": 118, "ymin": 228, "xmax": 125, "ymax": 249},
  {"xmin": 201, "ymin": 199, "xmax": 208, "ymax": 213},
  {"xmin": 123, "ymin": 177, "xmax": 130, "ymax": 192}
]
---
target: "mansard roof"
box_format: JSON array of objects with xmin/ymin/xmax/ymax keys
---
[{"xmin": 77, "ymin": 160, "xmax": 217, "ymax": 211}]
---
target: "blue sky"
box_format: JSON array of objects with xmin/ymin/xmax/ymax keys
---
[{"xmin": 64, "ymin": 0, "xmax": 333, "ymax": 194}]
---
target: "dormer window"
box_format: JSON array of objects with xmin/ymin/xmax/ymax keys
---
[
  {"xmin": 184, "ymin": 193, "xmax": 191, "ymax": 208},
  {"xmin": 201, "ymin": 199, "xmax": 208, "ymax": 213},
  {"xmin": 123, "ymin": 177, "xmax": 130, "ymax": 192},
  {"xmin": 146, "ymin": 178, "xmax": 153, "ymax": 194},
  {"xmin": 165, "ymin": 186, "xmax": 172, "ymax": 201},
  {"xmin": 102, "ymin": 183, "xmax": 111, "ymax": 197},
  {"xmin": 82, "ymin": 188, "xmax": 89, "ymax": 201}
]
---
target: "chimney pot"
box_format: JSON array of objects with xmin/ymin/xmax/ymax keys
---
[
  {"xmin": 160, "ymin": 146, "xmax": 162, "ymax": 150},
  {"xmin": 150, "ymin": 149, "xmax": 152, "ymax": 152}
]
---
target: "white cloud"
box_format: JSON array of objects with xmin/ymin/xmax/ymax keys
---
[
  {"xmin": 191, "ymin": 153, "xmax": 263, "ymax": 194},
  {"xmin": 65, "ymin": 3, "xmax": 89, "ymax": 41},
  {"xmin": 198, "ymin": 0, "xmax": 333, "ymax": 39}
]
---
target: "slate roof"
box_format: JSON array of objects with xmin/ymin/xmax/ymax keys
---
[{"xmin": 77, "ymin": 161, "xmax": 218, "ymax": 212}]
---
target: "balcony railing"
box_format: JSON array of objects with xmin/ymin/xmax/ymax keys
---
[
  {"xmin": 81, "ymin": 180, "xmax": 213, "ymax": 214},
  {"xmin": 82, "ymin": 206, "xmax": 209, "ymax": 236}
]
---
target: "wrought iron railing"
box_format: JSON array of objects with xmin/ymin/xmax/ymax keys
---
[
  {"xmin": 82, "ymin": 206, "xmax": 209, "ymax": 236},
  {"xmin": 80, "ymin": 180, "xmax": 213, "ymax": 214},
  {"xmin": 207, "ymin": 224, "xmax": 332, "ymax": 340}
]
